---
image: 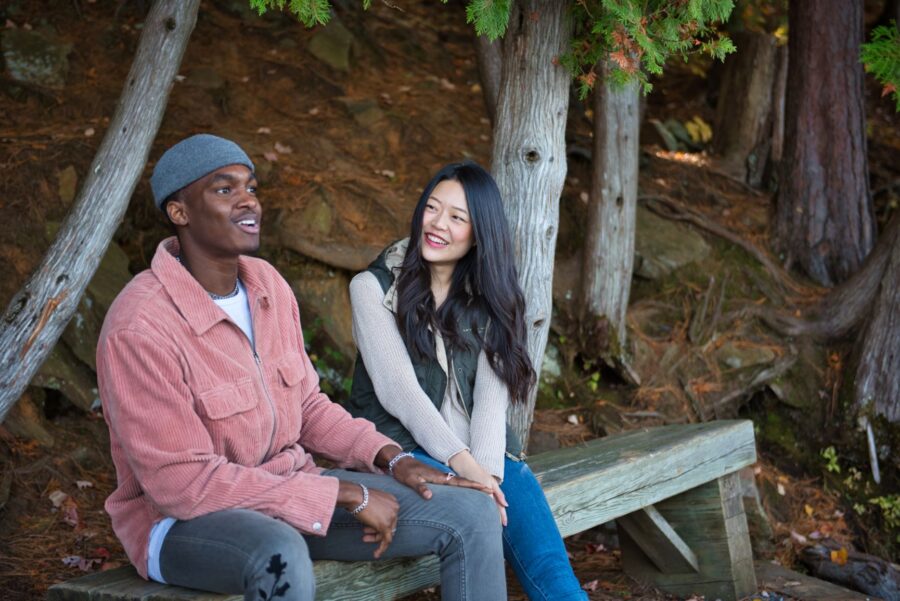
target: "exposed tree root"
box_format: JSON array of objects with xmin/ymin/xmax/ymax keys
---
[
  {"xmin": 641, "ymin": 193, "xmax": 898, "ymax": 344},
  {"xmin": 754, "ymin": 215, "xmax": 898, "ymax": 343},
  {"xmin": 710, "ymin": 354, "xmax": 797, "ymax": 415},
  {"xmin": 640, "ymin": 193, "xmax": 809, "ymax": 295}
]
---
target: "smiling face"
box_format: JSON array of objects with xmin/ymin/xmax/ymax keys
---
[
  {"xmin": 420, "ymin": 179, "xmax": 475, "ymax": 268},
  {"xmin": 166, "ymin": 164, "xmax": 261, "ymax": 260}
]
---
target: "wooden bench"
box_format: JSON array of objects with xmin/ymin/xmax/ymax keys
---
[{"xmin": 49, "ymin": 420, "xmax": 758, "ymax": 601}]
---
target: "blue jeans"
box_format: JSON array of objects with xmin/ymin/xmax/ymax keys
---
[{"xmin": 411, "ymin": 449, "xmax": 588, "ymax": 601}]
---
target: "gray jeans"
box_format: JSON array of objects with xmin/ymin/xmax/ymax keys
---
[{"xmin": 158, "ymin": 469, "xmax": 506, "ymax": 601}]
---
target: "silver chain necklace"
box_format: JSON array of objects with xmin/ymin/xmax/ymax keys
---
[{"xmin": 176, "ymin": 255, "xmax": 240, "ymax": 300}]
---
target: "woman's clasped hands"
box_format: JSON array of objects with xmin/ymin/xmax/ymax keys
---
[{"xmin": 449, "ymin": 450, "xmax": 509, "ymax": 527}]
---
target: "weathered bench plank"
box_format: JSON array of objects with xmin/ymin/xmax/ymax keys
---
[
  {"xmin": 48, "ymin": 420, "xmax": 757, "ymax": 601},
  {"xmin": 531, "ymin": 420, "xmax": 756, "ymax": 537},
  {"xmin": 313, "ymin": 556, "xmax": 438, "ymax": 601}
]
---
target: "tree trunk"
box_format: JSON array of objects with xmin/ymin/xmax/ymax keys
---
[
  {"xmin": 713, "ymin": 31, "xmax": 778, "ymax": 186},
  {"xmin": 492, "ymin": 0, "xmax": 571, "ymax": 446},
  {"xmin": 0, "ymin": 0, "xmax": 200, "ymax": 424},
  {"xmin": 580, "ymin": 62, "xmax": 640, "ymax": 357},
  {"xmin": 474, "ymin": 34, "xmax": 503, "ymax": 126},
  {"xmin": 853, "ymin": 218, "xmax": 900, "ymax": 422},
  {"xmin": 767, "ymin": 43, "xmax": 788, "ymax": 170},
  {"xmin": 775, "ymin": 0, "xmax": 874, "ymax": 287}
]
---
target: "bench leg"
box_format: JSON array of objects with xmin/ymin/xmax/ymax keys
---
[{"xmin": 618, "ymin": 472, "xmax": 757, "ymax": 601}]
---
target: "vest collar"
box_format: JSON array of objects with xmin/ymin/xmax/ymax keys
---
[
  {"xmin": 380, "ymin": 237, "xmax": 409, "ymax": 314},
  {"xmin": 376, "ymin": 237, "xmax": 453, "ymax": 374}
]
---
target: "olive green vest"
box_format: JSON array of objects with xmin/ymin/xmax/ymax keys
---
[{"xmin": 346, "ymin": 245, "xmax": 523, "ymax": 457}]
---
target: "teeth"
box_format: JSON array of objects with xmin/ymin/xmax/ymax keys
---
[
  {"xmin": 426, "ymin": 234, "xmax": 447, "ymax": 245},
  {"xmin": 239, "ymin": 219, "xmax": 256, "ymax": 226}
]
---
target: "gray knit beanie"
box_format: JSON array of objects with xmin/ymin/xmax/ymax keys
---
[{"xmin": 150, "ymin": 134, "xmax": 255, "ymax": 210}]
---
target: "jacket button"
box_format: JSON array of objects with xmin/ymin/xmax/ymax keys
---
[{"xmin": 312, "ymin": 522, "xmax": 322, "ymax": 531}]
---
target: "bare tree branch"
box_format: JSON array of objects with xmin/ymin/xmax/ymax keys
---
[{"xmin": 0, "ymin": 0, "xmax": 201, "ymax": 423}]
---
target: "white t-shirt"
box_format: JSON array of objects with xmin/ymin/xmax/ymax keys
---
[{"xmin": 214, "ymin": 280, "xmax": 254, "ymax": 346}]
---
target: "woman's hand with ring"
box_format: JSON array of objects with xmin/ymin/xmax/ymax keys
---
[
  {"xmin": 391, "ymin": 456, "xmax": 491, "ymax": 499},
  {"xmin": 447, "ymin": 452, "xmax": 508, "ymax": 526}
]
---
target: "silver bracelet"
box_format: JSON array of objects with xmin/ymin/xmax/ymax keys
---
[
  {"xmin": 387, "ymin": 451, "xmax": 415, "ymax": 476},
  {"xmin": 350, "ymin": 483, "xmax": 369, "ymax": 515}
]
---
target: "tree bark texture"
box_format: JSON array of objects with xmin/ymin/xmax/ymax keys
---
[
  {"xmin": 853, "ymin": 217, "xmax": 900, "ymax": 422},
  {"xmin": 768, "ymin": 43, "xmax": 788, "ymax": 167},
  {"xmin": 0, "ymin": 0, "xmax": 200, "ymax": 423},
  {"xmin": 491, "ymin": 0, "xmax": 571, "ymax": 445},
  {"xmin": 580, "ymin": 63, "xmax": 640, "ymax": 355},
  {"xmin": 475, "ymin": 34, "xmax": 503, "ymax": 126},
  {"xmin": 713, "ymin": 31, "xmax": 777, "ymax": 186},
  {"xmin": 775, "ymin": 0, "xmax": 874, "ymax": 287}
]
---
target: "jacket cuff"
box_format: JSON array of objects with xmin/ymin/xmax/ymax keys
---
[
  {"xmin": 351, "ymin": 429, "xmax": 400, "ymax": 474},
  {"xmin": 278, "ymin": 472, "xmax": 340, "ymax": 536}
]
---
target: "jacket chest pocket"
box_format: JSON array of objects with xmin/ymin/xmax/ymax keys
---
[
  {"xmin": 269, "ymin": 353, "xmax": 306, "ymax": 445},
  {"xmin": 196, "ymin": 377, "xmax": 265, "ymax": 463}
]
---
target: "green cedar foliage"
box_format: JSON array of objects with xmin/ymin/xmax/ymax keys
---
[
  {"xmin": 248, "ymin": 0, "xmax": 733, "ymax": 97},
  {"xmin": 249, "ymin": 0, "xmax": 333, "ymax": 27},
  {"xmin": 861, "ymin": 23, "xmax": 900, "ymax": 112},
  {"xmin": 562, "ymin": 0, "xmax": 736, "ymax": 97},
  {"xmin": 464, "ymin": 0, "xmax": 512, "ymax": 41},
  {"xmin": 247, "ymin": 0, "xmax": 509, "ymax": 35}
]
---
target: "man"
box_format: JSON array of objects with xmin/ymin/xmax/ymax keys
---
[{"xmin": 97, "ymin": 134, "xmax": 507, "ymax": 600}]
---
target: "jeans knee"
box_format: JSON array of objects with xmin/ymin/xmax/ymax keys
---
[
  {"xmin": 443, "ymin": 488, "xmax": 502, "ymax": 539},
  {"xmin": 504, "ymin": 457, "xmax": 533, "ymax": 483},
  {"xmin": 245, "ymin": 520, "xmax": 315, "ymax": 601}
]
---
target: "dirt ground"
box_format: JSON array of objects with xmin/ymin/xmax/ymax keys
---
[{"xmin": 0, "ymin": 0, "xmax": 897, "ymax": 600}]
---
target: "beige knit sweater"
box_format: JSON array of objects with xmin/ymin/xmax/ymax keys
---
[{"xmin": 350, "ymin": 271, "xmax": 509, "ymax": 479}]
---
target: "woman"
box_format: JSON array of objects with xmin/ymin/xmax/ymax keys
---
[{"xmin": 347, "ymin": 162, "xmax": 587, "ymax": 601}]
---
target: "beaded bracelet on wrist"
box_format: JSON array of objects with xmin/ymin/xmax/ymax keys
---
[
  {"xmin": 387, "ymin": 451, "xmax": 415, "ymax": 476},
  {"xmin": 350, "ymin": 483, "xmax": 369, "ymax": 515}
]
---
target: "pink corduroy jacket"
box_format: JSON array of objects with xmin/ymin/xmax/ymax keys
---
[{"xmin": 97, "ymin": 237, "xmax": 395, "ymax": 578}]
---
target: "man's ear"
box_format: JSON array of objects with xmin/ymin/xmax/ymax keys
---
[{"xmin": 166, "ymin": 197, "xmax": 189, "ymax": 226}]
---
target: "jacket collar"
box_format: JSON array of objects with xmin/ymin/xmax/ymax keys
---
[{"xmin": 152, "ymin": 237, "xmax": 271, "ymax": 336}]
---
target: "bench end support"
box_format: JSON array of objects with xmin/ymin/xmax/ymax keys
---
[{"xmin": 619, "ymin": 471, "xmax": 757, "ymax": 601}]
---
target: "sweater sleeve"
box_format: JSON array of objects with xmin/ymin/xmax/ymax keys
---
[
  {"xmin": 99, "ymin": 328, "xmax": 340, "ymax": 536},
  {"xmin": 469, "ymin": 351, "xmax": 509, "ymax": 480},
  {"xmin": 349, "ymin": 272, "xmax": 468, "ymax": 464}
]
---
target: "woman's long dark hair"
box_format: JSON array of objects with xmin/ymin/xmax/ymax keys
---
[{"xmin": 394, "ymin": 162, "xmax": 536, "ymax": 405}]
